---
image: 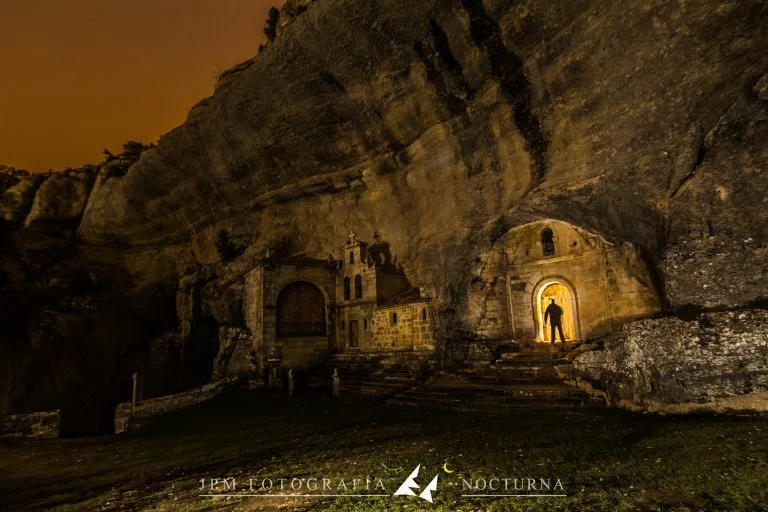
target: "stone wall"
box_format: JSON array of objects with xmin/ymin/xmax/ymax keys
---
[
  {"xmin": 0, "ymin": 410, "xmax": 60, "ymax": 439},
  {"xmin": 114, "ymin": 377, "xmax": 239, "ymax": 433},
  {"xmin": 279, "ymin": 336, "xmax": 329, "ymax": 367},
  {"xmin": 372, "ymin": 302, "xmax": 433, "ymax": 351},
  {"xmin": 563, "ymin": 310, "xmax": 768, "ymax": 413}
]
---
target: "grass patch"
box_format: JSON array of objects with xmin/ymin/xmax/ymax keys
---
[{"xmin": 1, "ymin": 391, "xmax": 767, "ymax": 511}]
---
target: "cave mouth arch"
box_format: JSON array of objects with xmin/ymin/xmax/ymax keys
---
[
  {"xmin": 276, "ymin": 281, "xmax": 327, "ymax": 337},
  {"xmin": 533, "ymin": 278, "xmax": 580, "ymax": 342}
]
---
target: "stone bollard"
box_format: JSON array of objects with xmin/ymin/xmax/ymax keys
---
[
  {"xmin": 332, "ymin": 368, "xmax": 341, "ymax": 398},
  {"xmin": 269, "ymin": 366, "xmax": 283, "ymax": 391},
  {"xmin": 288, "ymin": 368, "xmax": 295, "ymax": 397}
]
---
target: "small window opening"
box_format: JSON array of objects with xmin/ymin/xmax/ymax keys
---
[
  {"xmin": 541, "ymin": 228, "xmax": 555, "ymax": 256},
  {"xmin": 343, "ymin": 277, "xmax": 351, "ymax": 300}
]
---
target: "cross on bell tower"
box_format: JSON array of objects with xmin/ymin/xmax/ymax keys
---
[{"xmin": 342, "ymin": 230, "xmax": 368, "ymax": 271}]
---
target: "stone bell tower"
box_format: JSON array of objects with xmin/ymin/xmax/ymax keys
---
[{"xmin": 341, "ymin": 231, "xmax": 369, "ymax": 276}]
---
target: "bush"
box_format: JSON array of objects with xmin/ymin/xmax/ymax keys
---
[{"xmin": 263, "ymin": 7, "xmax": 279, "ymax": 43}]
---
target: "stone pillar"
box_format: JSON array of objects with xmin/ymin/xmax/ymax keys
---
[
  {"xmin": 332, "ymin": 369, "xmax": 341, "ymax": 398},
  {"xmin": 244, "ymin": 267, "xmax": 266, "ymax": 369},
  {"xmin": 263, "ymin": 267, "xmax": 278, "ymax": 369},
  {"xmin": 267, "ymin": 346, "xmax": 282, "ymax": 390}
]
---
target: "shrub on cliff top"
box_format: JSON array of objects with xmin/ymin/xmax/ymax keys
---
[{"xmin": 263, "ymin": 7, "xmax": 279, "ymax": 43}]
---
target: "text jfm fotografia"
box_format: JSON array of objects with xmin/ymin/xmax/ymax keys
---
[
  {"xmin": 201, "ymin": 476, "xmax": 387, "ymax": 493},
  {"xmin": 199, "ymin": 471, "xmax": 567, "ymax": 502}
]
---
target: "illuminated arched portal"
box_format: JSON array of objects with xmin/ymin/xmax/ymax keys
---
[{"xmin": 534, "ymin": 279, "xmax": 579, "ymax": 342}]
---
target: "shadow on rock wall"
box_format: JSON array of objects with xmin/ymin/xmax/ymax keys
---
[{"xmin": 0, "ymin": 231, "xmax": 181, "ymax": 436}]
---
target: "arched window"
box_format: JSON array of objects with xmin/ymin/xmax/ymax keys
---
[
  {"xmin": 349, "ymin": 251, "xmax": 355, "ymax": 264},
  {"xmin": 276, "ymin": 282, "xmax": 326, "ymax": 337},
  {"xmin": 354, "ymin": 274, "xmax": 363, "ymax": 299},
  {"xmin": 343, "ymin": 277, "xmax": 351, "ymax": 300},
  {"xmin": 541, "ymin": 228, "xmax": 555, "ymax": 256}
]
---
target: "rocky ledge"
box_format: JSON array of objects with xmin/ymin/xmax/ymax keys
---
[{"xmin": 563, "ymin": 310, "xmax": 768, "ymax": 413}]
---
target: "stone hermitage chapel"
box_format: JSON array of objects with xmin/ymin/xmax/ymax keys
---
[{"xmin": 243, "ymin": 221, "xmax": 661, "ymax": 369}]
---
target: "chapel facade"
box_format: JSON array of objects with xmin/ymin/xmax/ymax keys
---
[
  {"xmin": 243, "ymin": 221, "xmax": 661, "ymax": 370},
  {"xmin": 473, "ymin": 220, "xmax": 662, "ymax": 344},
  {"xmin": 244, "ymin": 232, "xmax": 434, "ymax": 369}
]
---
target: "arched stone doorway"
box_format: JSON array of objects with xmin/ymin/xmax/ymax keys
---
[
  {"xmin": 533, "ymin": 278, "xmax": 579, "ymax": 342},
  {"xmin": 276, "ymin": 281, "xmax": 327, "ymax": 337}
]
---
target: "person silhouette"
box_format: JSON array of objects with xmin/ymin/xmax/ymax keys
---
[{"xmin": 544, "ymin": 298, "xmax": 566, "ymax": 343}]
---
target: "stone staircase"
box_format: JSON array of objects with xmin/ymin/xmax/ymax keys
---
[
  {"xmin": 317, "ymin": 351, "xmax": 438, "ymax": 397},
  {"xmin": 388, "ymin": 346, "xmax": 602, "ymax": 412},
  {"xmin": 316, "ymin": 344, "xmax": 604, "ymax": 412}
]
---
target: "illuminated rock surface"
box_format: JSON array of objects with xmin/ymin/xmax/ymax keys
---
[{"xmin": 0, "ymin": 0, "xmax": 766, "ymax": 430}]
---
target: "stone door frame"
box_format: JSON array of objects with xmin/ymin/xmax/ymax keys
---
[{"xmin": 532, "ymin": 276, "xmax": 581, "ymax": 342}]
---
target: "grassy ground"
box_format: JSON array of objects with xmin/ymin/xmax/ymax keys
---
[{"xmin": 1, "ymin": 391, "xmax": 767, "ymax": 512}]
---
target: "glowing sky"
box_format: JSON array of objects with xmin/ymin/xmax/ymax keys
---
[{"xmin": 0, "ymin": 0, "xmax": 276, "ymax": 172}]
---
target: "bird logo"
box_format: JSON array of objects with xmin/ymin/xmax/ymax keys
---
[{"xmin": 393, "ymin": 464, "xmax": 439, "ymax": 503}]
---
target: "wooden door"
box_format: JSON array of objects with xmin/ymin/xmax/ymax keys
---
[
  {"xmin": 276, "ymin": 281, "xmax": 326, "ymax": 337},
  {"xmin": 349, "ymin": 320, "xmax": 359, "ymax": 348}
]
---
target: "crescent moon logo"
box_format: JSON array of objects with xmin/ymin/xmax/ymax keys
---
[{"xmin": 442, "ymin": 461, "xmax": 454, "ymax": 474}]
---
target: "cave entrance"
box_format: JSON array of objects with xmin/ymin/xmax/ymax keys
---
[{"xmin": 534, "ymin": 279, "xmax": 579, "ymax": 342}]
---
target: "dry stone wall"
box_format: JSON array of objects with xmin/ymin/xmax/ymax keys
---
[
  {"xmin": 0, "ymin": 410, "xmax": 60, "ymax": 439},
  {"xmin": 114, "ymin": 377, "xmax": 239, "ymax": 434}
]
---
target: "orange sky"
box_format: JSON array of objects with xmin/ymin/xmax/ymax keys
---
[{"xmin": 0, "ymin": 0, "xmax": 276, "ymax": 172}]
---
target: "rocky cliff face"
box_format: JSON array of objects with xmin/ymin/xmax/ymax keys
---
[
  {"xmin": 1, "ymin": 0, "xmax": 767, "ymax": 428},
  {"xmin": 75, "ymin": 0, "xmax": 767, "ymax": 309}
]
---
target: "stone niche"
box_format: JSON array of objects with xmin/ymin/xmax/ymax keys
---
[
  {"xmin": 244, "ymin": 259, "xmax": 337, "ymax": 370},
  {"xmin": 471, "ymin": 220, "xmax": 662, "ymax": 343}
]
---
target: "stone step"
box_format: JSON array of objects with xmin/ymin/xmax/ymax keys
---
[
  {"xmin": 523, "ymin": 343, "xmax": 581, "ymax": 353},
  {"xmin": 341, "ymin": 381, "xmax": 415, "ymax": 397},
  {"xmin": 492, "ymin": 359, "xmax": 570, "ymax": 368},
  {"xmin": 468, "ymin": 375, "xmax": 560, "ymax": 385},
  {"xmin": 340, "ymin": 369, "xmax": 430, "ymax": 379},
  {"xmin": 386, "ymin": 398, "xmax": 593, "ymax": 412},
  {"xmin": 385, "ymin": 379, "xmax": 602, "ymax": 412},
  {"xmin": 386, "ymin": 393, "xmax": 600, "ymax": 412},
  {"xmin": 408, "ymin": 384, "xmax": 588, "ymax": 400},
  {"xmin": 460, "ymin": 367, "xmax": 560, "ymax": 380}
]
